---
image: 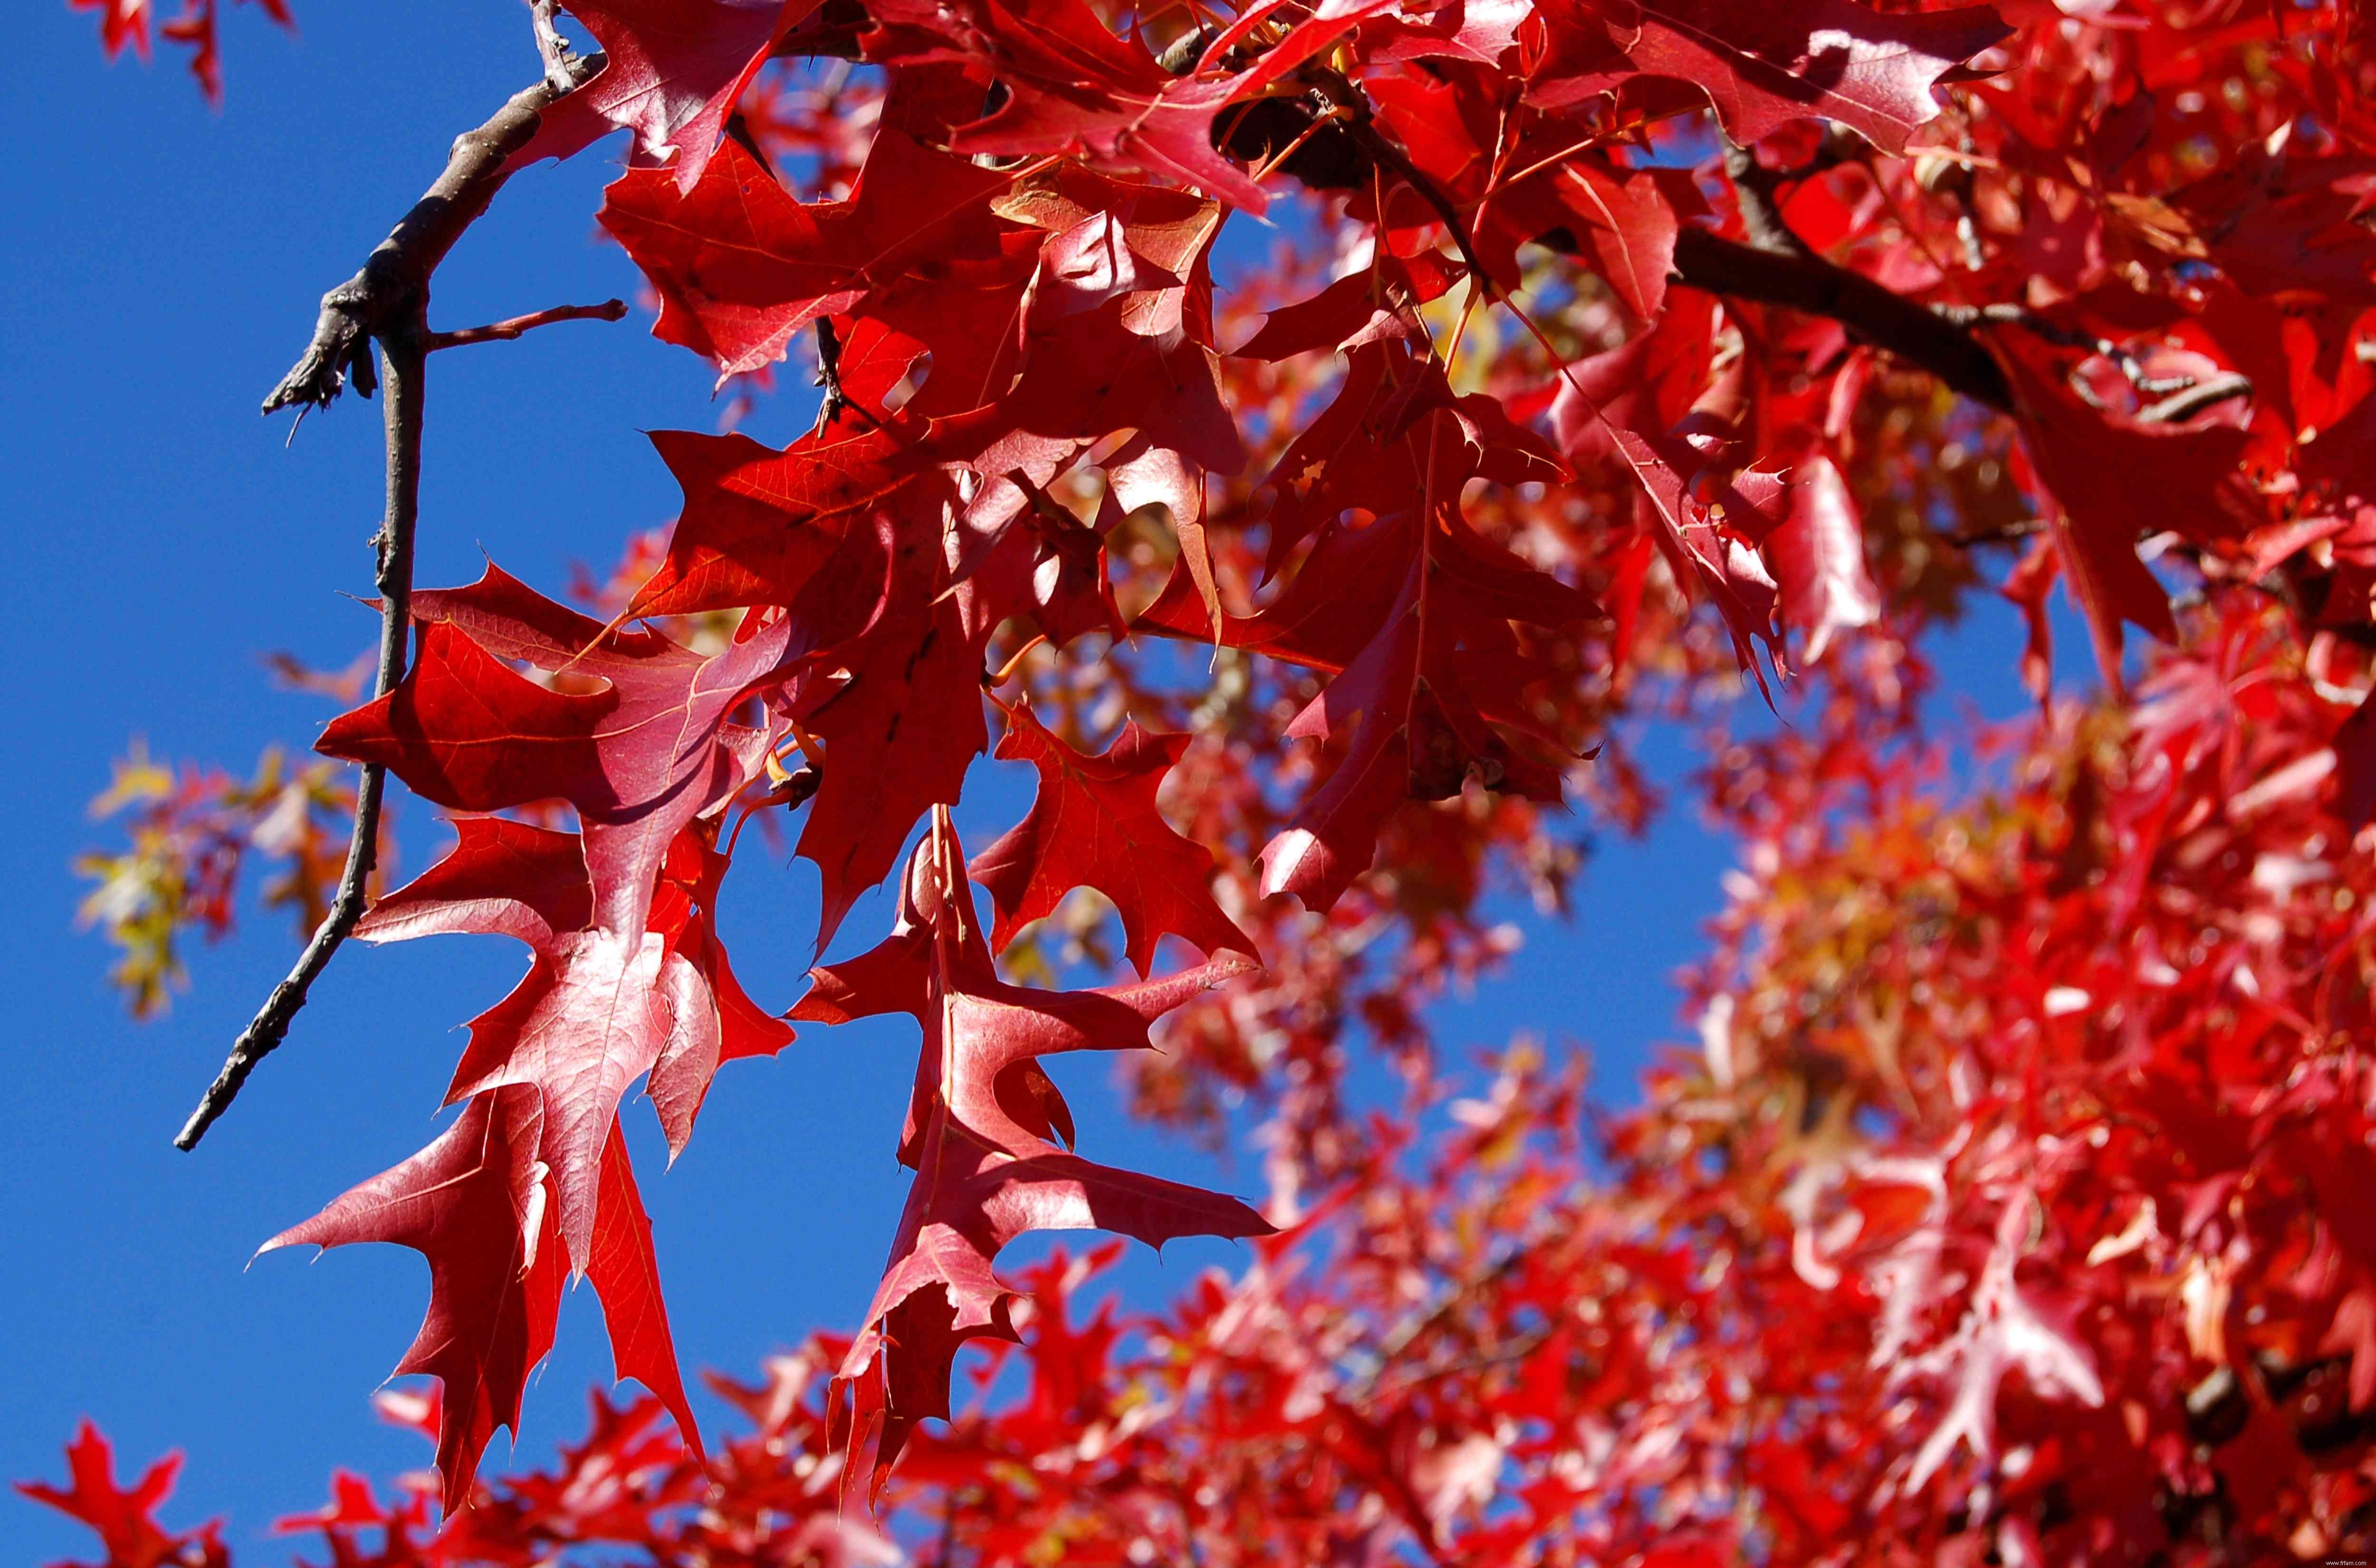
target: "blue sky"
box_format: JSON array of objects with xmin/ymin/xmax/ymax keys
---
[{"xmin": 4, "ymin": 4, "xmax": 2052, "ymax": 1557}]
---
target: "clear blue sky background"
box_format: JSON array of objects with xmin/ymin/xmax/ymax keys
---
[{"xmin": 5, "ymin": 5, "xmax": 2048, "ymax": 1558}]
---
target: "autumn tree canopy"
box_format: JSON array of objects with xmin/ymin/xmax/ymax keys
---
[{"xmin": 36, "ymin": 0, "xmax": 2376, "ymax": 1559}]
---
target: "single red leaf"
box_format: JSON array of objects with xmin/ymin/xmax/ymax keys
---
[
  {"xmin": 630, "ymin": 425, "xmax": 919, "ymax": 619},
  {"xmin": 354, "ymin": 818, "xmax": 786, "ymax": 1262},
  {"xmin": 259, "ymin": 1090, "xmax": 569, "ymax": 1512},
  {"xmin": 1603, "ymin": 0, "xmax": 2013, "ymax": 153},
  {"xmin": 1764, "ymin": 452, "xmax": 1880, "ymax": 664},
  {"xmin": 516, "ymin": 0, "xmax": 816, "ymax": 192},
  {"xmin": 969, "ymin": 703, "xmax": 1255, "ymax": 975},
  {"xmin": 1144, "ymin": 498, "xmax": 1591, "ymax": 910},
  {"xmin": 599, "ymin": 131, "xmax": 1026, "ymax": 377},
  {"xmin": 788, "ymin": 513, "xmax": 990, "ymax": 951},
  {"xmin": 260, "ymin": 1089, "xmax": 705, "ymax": 1512},
  {"xmin": 1483, "ymin": 155, "xmax": 1689, "ymax": 320},
  {"xmin": 16, "ymin": 1422, "xmax": 222, "ymax": 1568},
  {"xmin": 1138, "ymin": 351, "xmax": 1591, "ymax": 908},
  {"xmin": 794, "ymin": 828, "xmax": 1268, "ymax": 1499},
  {"xmin": 316, "ymin": 564, "xmax": 787, "ymax": 939}
]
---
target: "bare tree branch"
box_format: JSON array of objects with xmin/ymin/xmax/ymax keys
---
[
  {"xmin": 261, "ymin": 54, "xmax": 602, "ymax": 417},
  {"xmin": 179, "ymin": 332, "xmax": 425, "ymax": 1150},
  {"xmin": 531, "ymin": 0, "xmax": 586, "ymax": 92},
  {"xmin": 425, "ymin": 297, "xmax": 627, "ymax": 351},
  {"xmin": 184, "ymin": 67, "xmax": 607, "ymax": 1149}
]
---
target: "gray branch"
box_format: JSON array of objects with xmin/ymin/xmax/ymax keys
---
[
  {"xmin": 261, "ymin": 54, "xmax": 601, "ymax": 417},
  {"xmin": 178, "ymin": 334, "xmax": 424, "ymax": 1150},
  {"xmin": 182, "ymin": 63, "xmax": 611, "ymax": 1149}
]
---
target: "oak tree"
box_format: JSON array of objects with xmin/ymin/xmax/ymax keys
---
[{"xmin": 44, "ymin": 0, "xmax": 2376, "ymax": 1558}]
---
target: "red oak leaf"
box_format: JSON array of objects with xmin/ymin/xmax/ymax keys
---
[
  {"xmin": 612, "ymin": 154, "xmax": 1243, "ymax": 629},
  {"xmin": 261, "ymin": 1088, "xmax": 702, "ymax": 1512},
  {"xmin": 629, "ymin": 425, "xmax": 920, "ymax": 619},
  {"xmin": 791, "ymin": 826, "xmax": 1269, "ymax": 1498},
  {"xmin": 964, "ymin": 474, "xmax": 1131, "ymax": 649},
  {"xmin": 1996, "ymin": 333, "xmax": 2253, "ymax": 687},
  {"xmin": 599, "ymin": 131, "xmax": 1028, "ymax": 378},
  {"xmin": 1601, "ymin": 0, "xmax": 2012, "ymax": 153},
  {"xmin": 260, "ymin": 1090, "xmax": 566, "ymax": 1511},
  {"xmin": 268, "ymin": 1469, "xmax": 423, "ymax": 1543},
  {"xmin": 1141, "ymin": 387, "xmax": 1594, "ymax": 908},
  {"xmin": 954, "ymin": 170, "xmax": 1246, "ymax": 546},
  {"xmin": 316, "ymin": 564, "xmax": 787, "ymax": 939},
  {"xmin": 969, "ymin": 702, "xmax": 1255, "ymax": 975},
  {"xmin": 1238, "ymin": 329, "xmax": 1565, "ymax": 577},
  {"xmin": 17, "ymin": 1422, "xmax": 223, "ymax": 1568},
  {"xmin": 1251, "ymin": 510, "xmax": 1592, "ymax": 908},
  {"xmin": 380, "ymin": 908, "xmax": 684, "ymax": 1280},
  {"xmin": 1482, "ymin": 154, "xmax": 1694, "ymax": 320},
  {"xmin": 357, "ymin": 815, "xmax": 789, "ymax": 1168},
  {"xmin": 370, "ymin": 847, "xmax": 684, "ymax": 1268},
  {"xmin": 788, "ymin": 510, "xmax": 990, "ymax": 949},
  {"xmin": 1764, "ymin": 451, "xmax": 1879, "ymax": 664},
  {"xmin": 516, "ymin": 0, "xmax": 814, "ymax": 191}
]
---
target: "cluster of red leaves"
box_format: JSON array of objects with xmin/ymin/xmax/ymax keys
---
[
  {"xmin": 66, "ymin": 0, "xmax": 2376, "ymax": 1550},
  {"xmin": 40, "ymin": 587, "xmax": 2376, "ymax": 1565}
]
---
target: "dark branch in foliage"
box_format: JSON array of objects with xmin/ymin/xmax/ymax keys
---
[
  {"xmin": 1664, "ymin": 229, "xmax": 2014, "ymax": 412},
  {"xmin": 1720, "ymin": 143, "xmax": 1818, "ymax": 262}
]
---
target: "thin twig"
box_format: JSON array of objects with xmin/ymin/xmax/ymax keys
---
[
  {"xmin": 185, "ymin": 68, "xmax": 598, "ymax": 1148},
  {"xmin": 530, "ymin": 0, "xmax": 584, "ymax": 93},
  {"xmin": 2142, "ymin": 372, "xmax": 2253, "ymax": 425},
  {"xmin": 1338, "ymin": 113, "xmax": 1496, "ymax": 292},
  {"xmin": 179, "ymin": 331, "xmax": 426, "ymax": 1150},
  {"xmin": 1945, "ymin": 516, "xmax": 2046, "ymax": 548},
  {"xmin": 261, "ymin": 56, "xmax": 600, "ymax": 417},
  {"xmin": 1721, "ymin": 144, "xmax": 1815, "ymax": 262},
  {"xmin": 811, "ymin": 316, "xmax": 883, "ymax": 434},
  {"xmin": 724, "ymin": 108, "xmax": 774, "ymax": 173},
  {"xmin": 425, "ymin": 298, "xmax": 626, "ymax": 351}
]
